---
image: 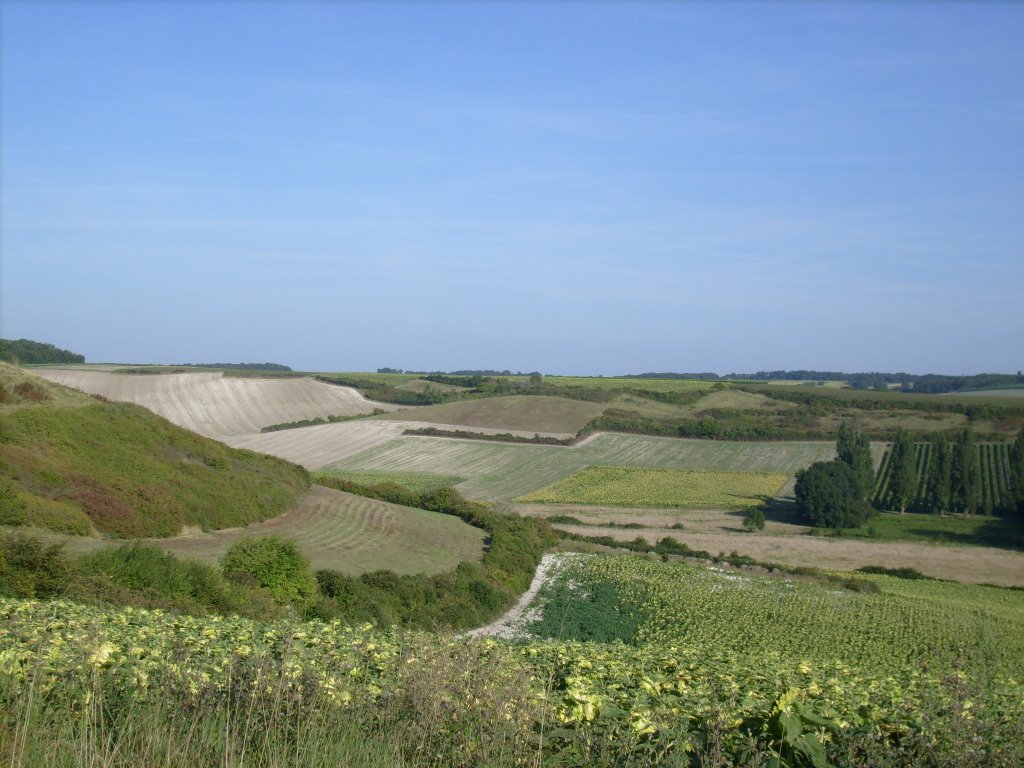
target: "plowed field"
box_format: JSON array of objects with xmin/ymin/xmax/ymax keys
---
[{"xmin": 34, "ymin": 369, "xmax": 402, "ymax": 439}]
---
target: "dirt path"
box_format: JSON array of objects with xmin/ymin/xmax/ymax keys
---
[{"xmin": 464, "ymin": 553, "xmax": 575, "ymax": 639}]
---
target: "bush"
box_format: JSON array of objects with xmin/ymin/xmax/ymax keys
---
[
  {"xmin": 0, "ymin": 480, "xmax": 27, "ymax": 526},
  {"xmin": 221, "ymin": 536, "xmax": 317, "ymax": 611},
  {"xmin": 0, "ymin": 532, "xmax": 70, "ymax": 598},
  {"xmin": 743, "ymin": 508, "xmax": 765, "ymax": 532}
]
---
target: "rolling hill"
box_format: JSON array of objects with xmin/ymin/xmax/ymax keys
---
[{"xmin": 1, "ymin": 363, "xmax": 310, "ymax": 537}]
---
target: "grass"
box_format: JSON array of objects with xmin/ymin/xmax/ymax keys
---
[
  {"xmin": 1, "ymin": 399, "xmax": 310, "ymax": 538},
  {"xmin": 0, "ymin": 362, "xmax": 95, "ymax": 411},
  {"xmin": 51, "ymin": 485, "xmax": 486, "ymax": 576},
  {"xmin": 329, "ymin": 432, "xmax": 838, "ymax": 502},
  {"xmin": 374, "ymin": 395, "xmax": 606, "ymax": 435},
  {"xmin": 839, "ymin": 512, "xmax": 1024, "ymax": 549},
  {"xmin": 538, "ymin": 376, "xmax": 714, "ymax": 393},
  {"xmin": 550, "ymin": 524, "xmax": 1024, "ymax": 586},
  {"xmin": 395, "ymin": 378, "xmax": 470, "ymax": 394},
  {"xmin": 516, "ymin": 466, "xmax": 789, "ymax": 508}
]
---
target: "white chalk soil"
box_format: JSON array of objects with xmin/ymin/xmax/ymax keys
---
[{"xmin": 464, "ymin": 553, "xmax": 582, "ymax": 640}]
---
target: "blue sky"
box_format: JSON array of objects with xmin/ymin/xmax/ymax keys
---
[{"xmin": 2, "ymin": 1, "xmax": 1022, "ymax": 375}]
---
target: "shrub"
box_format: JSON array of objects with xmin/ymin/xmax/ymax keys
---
[
  {"xmin": 221, "ymin": 536, "xmax": 317, "ymax": 611},
  {"xmin": 743, "ymin": 508, "xmax": 765, "ymax": 532},
  {"xmin": 0, "ymin": 532, "xmax": 70, "ymax": 598}
]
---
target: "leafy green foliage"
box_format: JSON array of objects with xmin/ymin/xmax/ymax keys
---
[
  {"xmin": 529, "ymin": 577, "xmax": 642, "ymax": 643},
  {"xmin": 836, "ymin": 422, "xmax": 874, "ymax": 499},
  {"xmin": 952, "ymin": 429, "xmax": 982, "ymax": 515},
  {"xmin": 759, "ymin": 688, "xmax": 839, "ymax": 768},
  {"xmin": 794, "ymin": 461, "xmax": 874, "ymax": 529},
  {"xmin": 221, "ymin": 536, "xmax": 318, "ymax": 611},
  {"xmin": 743, "ymin": 508, "xmax": 766, "ymax": 532},
  {"xmin": 1012, "ymin": 429, "xmax": 1024, "ymax": 512},
  {"xmin": 0, "ymin": 401, "xmax": 310, "ymax": 537},
  {"xmin": 0, "ymin": 533, "xmax": 70, "ymax": 599},
  {"xmin": 888, "ymin": 429, "xmax": 918, "ymax": 514}
]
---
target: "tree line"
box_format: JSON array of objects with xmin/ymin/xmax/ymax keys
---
[
  {"xmin": 0, "ymin": 339, "xmax": 84, "ymax": 365},
  {"xmin": 795, "ymin": 425, "xmax": 1024, "ymax": 529}
]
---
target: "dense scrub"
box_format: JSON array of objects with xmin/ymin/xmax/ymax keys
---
[
  {"xmin": 0, "ymin": 401, "xmax": 310, "ymax": 537},
  {"xmin": 0, "ymin": 533, "xmax": 285, "ymax": 620}
]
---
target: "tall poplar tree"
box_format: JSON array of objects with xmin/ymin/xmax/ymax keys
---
[
  {"xmin": 836, "ymin": 422, "xmax": 874, "ymax": 500},
  {"xmin": 1008, "ymin": 428, "xmax": 1024, "ymax": 513},
  {"xmin": 951, "ymin": 429, "xmax": 981, "ymax": 516},
  {"xmin": 923, "ymin": 434, "xmax": 952, "ymax": 515},
  {"xmin": 888, "ymin": 428, "xmax": 917, "ymax": 514}
]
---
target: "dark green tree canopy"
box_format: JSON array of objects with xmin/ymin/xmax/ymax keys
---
[
  {"xmin": 0, "ymin": 339, "xmax": 84, "ymax": 365},
  {"xmin": 795, "ymin": 461, "xmax": 874, "ymax": 530},
  {"xmin": 836, "ymin": 422, "xmax": 874, "ymax": 499},
  {"xmin": 888, "ymin": 428, "xmax": 918, "ymax": 514}
]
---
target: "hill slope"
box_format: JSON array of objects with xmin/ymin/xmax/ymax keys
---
[
  {"xmin": 0, "ymin": 364, "xmax": 310, "ymax": 537},
  {"xmin": 33, "ymin": 368, "xmax": 402, "ymax": 439}
]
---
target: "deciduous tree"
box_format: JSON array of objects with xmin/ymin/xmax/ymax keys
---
[{"xmin": 794, "ymin": 461, "xmax": 873, "ymax": 529}]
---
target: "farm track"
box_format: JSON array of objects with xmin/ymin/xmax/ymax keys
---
[
  {"xmin": 464, "ymin": 553, "xmax": 573, "ymax": 639},
  {"xmin": 35, "ymin": 369, "xmax": 402, "ymax": 440}
]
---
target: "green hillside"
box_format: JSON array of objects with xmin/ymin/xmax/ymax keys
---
[{"xmin": 0, "ymin": 364, "xmax": 309, "ymax": 537}]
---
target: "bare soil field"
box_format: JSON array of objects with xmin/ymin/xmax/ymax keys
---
[
  {"xmin": 552, "ymin": 523, "xmax": 1024, "ymax": 587},
  {"xmin": 516, "ymin": 504, "xmax": 809, "ymax": 536},
  {"xmin": 231, "ymin": 419, "xmax": 581, "ymax": 468},
  {"xmin": 371, "ymin": 395, "xmax": 605, "ymax": 435},
  {"xmin": 53, "ymin": 485, "xmax": 486, "ymax": 576},
  {"xmin": 34, "ymin": 369, "xmax": 402, "ymax": 439}
]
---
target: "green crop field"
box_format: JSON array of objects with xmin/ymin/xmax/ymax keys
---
[
  {"xmin": 329, "ymin": 432, "xmax": 838, "ymax": 501},
  {"xmin": 516, "ymin": 466, "xmax": 788, "ymax": 508},
  {"xmin": 516, "ymin": 554, "xmax": 1024, "ymax": 757},
  {"xmin": 5, "ymin": 553, "xmax": 1022, "ymax": 765}
]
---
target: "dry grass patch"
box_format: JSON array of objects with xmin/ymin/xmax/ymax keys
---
[
  {"xmin": 0, "ymin": 363, "xmax": 95, "ymax": 411},
  {"xmin": 516, "ymin": 503, "xmax": 808, "ymax": 535},
  {"xmin": 55, "ymin": 485, "xmax": 486, "ymax": 576},
  {"xmin": 555, "ymin": 525, "xmax": 1024, "ymax": 587},
  {"xmin": 395, "ymin": 378, "xmax": 470, "ymax": 394},
  {"xmin": 517, "ymin": 466, "xmax": 789, "ymax": 508}
]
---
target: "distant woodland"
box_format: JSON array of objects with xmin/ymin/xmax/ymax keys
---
[{"xmin": 0, "ymin": 339, "xmax": 84, "ymax": 365}]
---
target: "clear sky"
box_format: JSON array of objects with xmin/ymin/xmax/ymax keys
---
[{"xmin": 2, "ymin": 1, "xmax": 1022, "ymax": 375}]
